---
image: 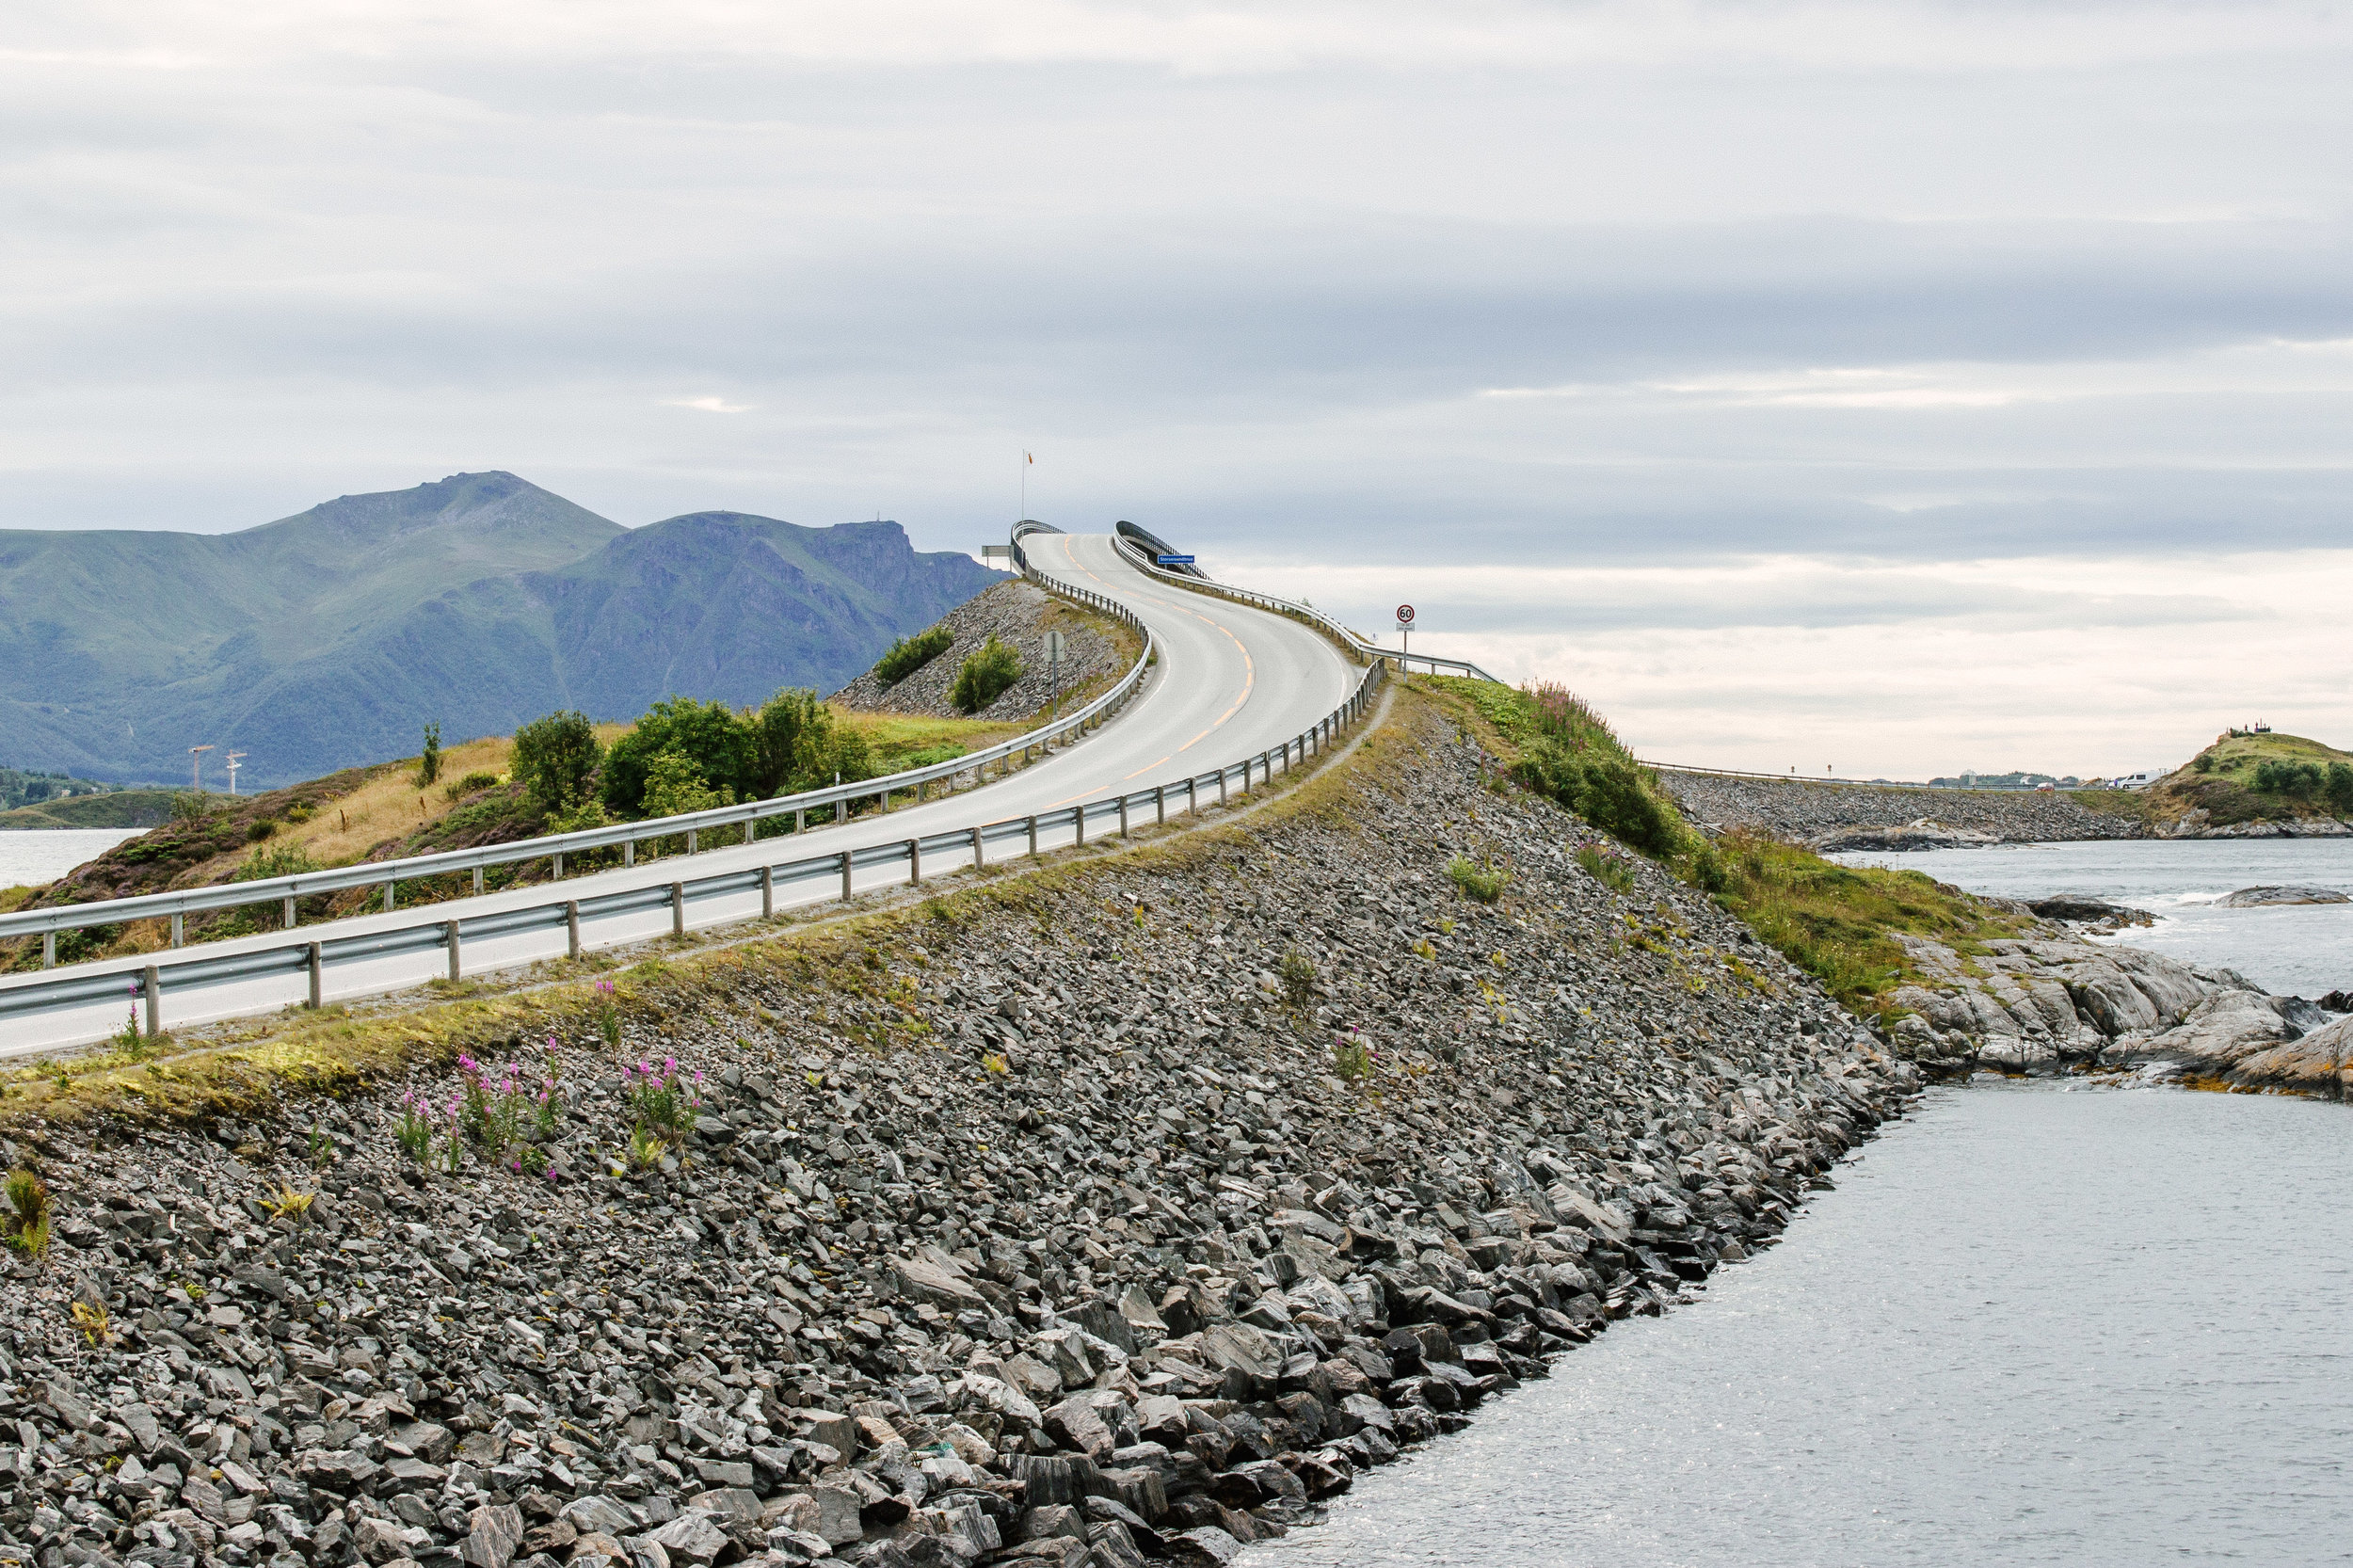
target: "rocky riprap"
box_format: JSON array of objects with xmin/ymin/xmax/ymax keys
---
[
  {"xmin": 1881, "ymin": 922, "xmax": 2349, "ymax": 1089},
  {"xmin": 0, "ymin": 695, "xmax": 1921, "ymax": 1568},
  {"xmin": 830, "ymin": 584, "xmax": 1133, "ymax": 724},
  {"xmin": 1657, "ymin": 772, "xmax": 2144, "ymax": 849}
]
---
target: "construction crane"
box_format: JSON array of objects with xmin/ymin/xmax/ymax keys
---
[
  {"xmin": 189, "ymin": 744, "xmax": 215, "ymax": 792},
  {"xmin": 224, "ymin": 752, "xmax": 247, "ymax": 796}
]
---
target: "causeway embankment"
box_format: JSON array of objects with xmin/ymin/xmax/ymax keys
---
[{"xmin": 0, "ymin": 688, "xmax": 1917, "ymax": 1568}]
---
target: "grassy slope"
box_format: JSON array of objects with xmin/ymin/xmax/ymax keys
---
[
  {"xmin": 2131, "ymin": 730, "xmax": 2353, "ymax": 827},
  {"xmin": 1417, "ymin": 675, "xmax": 2024, "ymax": 1022},
  {"xmin": 0, "ymin": 791, "xmax": 181, "ymax": 830},
  {"xmin": 0, "ymin": 705, "xmax": 1035, "ymax": 969}
]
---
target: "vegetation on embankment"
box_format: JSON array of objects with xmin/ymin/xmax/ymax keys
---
[
  {"xmin": 1417, "ymin": 675, "xmax": 2025, "ymax": 1022},
  {"xmin": 0, "ymin": 697, "xmax": 1023, "ymax": 974},
  {"xmin": 0, "ymin": 663, "xmax": 1420, "ymax": 1129}
]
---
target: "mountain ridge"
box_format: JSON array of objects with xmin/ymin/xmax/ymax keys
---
[{"xmin": 0, "ymin": 473, "xmax": 1002, "ymax": 785}]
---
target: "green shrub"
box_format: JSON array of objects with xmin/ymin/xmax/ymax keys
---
[
  {"xmin": 875, "ymin": 626, "xmax": 954, "ymax": 686},
  {"xmin": 1513, "ymin": 745, "xmax": 1689, "ymax": 857},
  {"xmin": 952, "ymin": 637, "xmax": 1025, "ymax": 713},
  {"xmin": 444, "ymin": 770, "xmax": 502, "ymax": 802},
  {"xmin": 2192, "ymin": 754, "xmax": 2214, "ymax": 773},
  {"xmin": 1446, "ymin": 855, "xmax": 1509, "ymax": 904},
  {"xmin": 641, "ymin": 750, "xmax": 734, "ymax": 820},
  {"xmin": 1332, "ymin": 1030, "xmax": 1372, "ymax": 1081},
  {"xmin": 416, "ymin": 722, "xmax": 443, "ymax": 787},
  {"xmin": 2255, "ymin": 760, "xmax": 2325, "ymax": 798},
  {"xmin": 1279, "ymin": 948, "xmax": 1317, "ymax": 1006},
  {"xmin": 602, "ymin": 697, "xmax": 752, "ymax": 817},
  {"xmin": 233, "ymin": 841, "xmax": 320, "ymax": 882},
  {"xmin": 3, "ymin": 1169, "xmax": 50, "ymax": 1259},
  {"xmin": 2329, "ymin": 761, "xmax": 2353, "ymax": 812},
  {"xmin": 513, "ymin": 710, "xmax": 603, "ymax": 816},
  {"xmin": 1577, "ymin": 842, "xmax": 1637, "ymax": 892},
  {"xmin": 247, "ymin": 818, "xmax": 277, "ymax": 841},
  {"xmin": 169, "ymin": 792, "xmax": 214, "ymax": 824}
]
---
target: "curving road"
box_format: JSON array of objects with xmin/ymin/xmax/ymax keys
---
[{"xmin": 0, "ymin": 533, "xmax": 1359, "ymax": 1055}]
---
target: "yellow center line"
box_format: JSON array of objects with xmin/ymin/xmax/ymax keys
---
[{"xmin": 1037, "ymin": 534, "xmax": 1257, "ymax": 807}]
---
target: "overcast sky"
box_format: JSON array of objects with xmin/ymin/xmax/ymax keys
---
[{"xmin": 6, "ymin": 1, "xmax": 2350, "ymax": 776}]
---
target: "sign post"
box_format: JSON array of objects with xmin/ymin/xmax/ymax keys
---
[{"xmin": 1395, "ymin": 603, "xmax": 1416, "ymax": 662}]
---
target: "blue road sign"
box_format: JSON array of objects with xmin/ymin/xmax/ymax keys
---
[{"xmin": 1157, "ymin": 553, "xmax": 1196, "ymax": 566}]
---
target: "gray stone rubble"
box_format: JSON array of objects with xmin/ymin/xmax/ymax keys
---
[
  {"xmin": 830, "ymin": 584, "xmax": 1131, "ymax": 723},
  {"xmin": 0, "ymin": 700, "xmax": 1923, "ymax": 1568},
  {"xmin": 1658, "ymin": 773, "xmax": 2142, "ymax": 848}
]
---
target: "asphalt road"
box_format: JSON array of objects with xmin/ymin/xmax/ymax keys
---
[{"xmin": 0, "ymin": 532, "xmax": 1360, "ymax": 1055}]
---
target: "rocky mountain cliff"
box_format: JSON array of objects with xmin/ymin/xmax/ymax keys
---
[{"xmin": 0, "ymin": 475, "xmax": 1001, "ymax": 787}]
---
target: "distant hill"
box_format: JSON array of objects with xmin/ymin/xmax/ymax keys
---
[
  {"xmin": 0, "ymin": 473, "xmax": 1003, "ymax": 786},
  {"xmin": 0, "ymin": 791, "xmax": 179, "ymax": 830}
]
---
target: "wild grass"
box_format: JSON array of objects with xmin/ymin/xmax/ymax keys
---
[
  {"xmin": 1446, "ymin": 855, "xmax": 1510, "ymax": 903},
  {"xmin": 1706, "ymin": 829, "xmax": 2025, "ymax": 1017}
]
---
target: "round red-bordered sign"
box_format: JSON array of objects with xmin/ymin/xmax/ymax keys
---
[{"xmin": 1395, "ymin": 603, "xmax": 1416, "ymax": 625}]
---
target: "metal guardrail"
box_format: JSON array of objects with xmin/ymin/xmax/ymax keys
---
[
  {"xmin": 0, "ymin": 552, "xmax": 1158, "ymax": 963},
  {"xmin": 1109, "ymin": 536, "xmax": 1504, "ymax": 682},
  {"xmin": 0, "ymin": 610, "xmax": 1388, "ymax": 1042}
]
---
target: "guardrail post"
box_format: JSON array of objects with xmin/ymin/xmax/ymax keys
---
[
  {"xmin": 685, "ymin": 830, "xmax": 696, "ymax": 856},
  {"xmin": 907, "ymin": 838, "xmax": 923, "ymax": 886},
  {"xmin": 795, "ymin": 808, "xmax": 807, "ymax": 833},
  {"xmin": 670, "ymin": 882, "xmax": 685, "ymax": 936},
  {"xmin": 1119, "ymin": 796, "xmax": 1130, "ymax": 838},
  {"xmin": 1218, "ymin": 767, "xmax": 1228, "ymax": 806},
  {"xmin": 623, "ymin": 840, "xmax": 635, "ymax": 867},
  {"xmin": 746, "ymin": 816, "xmax": 759, "ymax": 845},
  {"xmin": 566, "ymin": 900, "xmax": 581, "ymax": 959},
  {"xmin": 840, "ymin": 851, "xmax": 854, "ymax": 902},
  {"xmin": 170, "ymin": 913, "xmax": 184, "ymax": 949},
  {"xmin": 969, "ymin": 824, "xmax": 984, "ymax": 869},
  {"xmin": 1028, "ymin": 814, "xmax": 1040, "ymax": 856},
  {"xmin": 143, "ymin": 965, "xmax": 160, "ymax": 1038},
  {"xmin": 1075, "ymin": 804, "xmax": 1087, "ymax": 846},
  {"xmin": 307, "ymin": 942, "xmax": 322, "ymax": 1008},
  {"xmin": 1155, "ymin": 785, "xmax": 1166, "ymax": 824},
  {"xmin": 42, "ymin": 932, "xmax": 55, "ymax": 968},
  {"xmin": 760, "ymin": 866, "xmax": 774, "ymax": 919},
  {"xmin": 472, "ymin": 868, "xmax": 484, "ymax": 896},
  {"xmin": 284, "ymin": 894, "xmax": 297, "ymax": 928},
  {"xmin": 553, "ymin": 852, "xmax": 565, "ymax": 880},
  {"xmin": 445, "ymin": 920, "xmax": 462, "ymax": 983},
  {"xmin": 384, "ymin": 882, "xmax": 396, "ymax": 913}
]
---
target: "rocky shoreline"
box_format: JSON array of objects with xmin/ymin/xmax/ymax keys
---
[
  {"xmin": 0, "ymin": 693, "xmax": 1921, "ymax": 1568},
  {"xmin": 1657, "ymin": 771, "xmax": 2143, "ymax": 849},
  {"xmin": 1878, "ymin": 907, "xmax": 2350, "ymax": 1091}
]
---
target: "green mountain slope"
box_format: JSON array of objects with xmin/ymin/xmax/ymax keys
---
[{"xmin": 0, "ymin": 474, "xmax": 1003, "ymax": 785}]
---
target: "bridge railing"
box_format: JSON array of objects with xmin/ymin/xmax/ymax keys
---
[
  {"xmin": 1, "ymin": 636, "xmax": 1385, "ymax": 1044},
  {"xmin": 1108, "ymin": 536, "xmax": 1503, "ymax": 682},
  {"xmin": 0, "ymin": 541, "xmax": 1158, "ymax": 962}
]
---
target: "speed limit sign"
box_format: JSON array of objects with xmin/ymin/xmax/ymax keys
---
[{"xmin": 1395, "ymin": 603, "xmax": 1416, "ymax": 626}]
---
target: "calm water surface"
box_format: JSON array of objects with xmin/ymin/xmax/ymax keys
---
[
  {"xmin": 1253, "ymin": 1081, "xmax": 2353, "ymax": 1566},
  {"xmin": 1833, "ymin": 839, "xmax": 2353, "ymax": 996},
  {"xmin": 0, "ymin": 827, "xmax": 145, "ymax": 888}
]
